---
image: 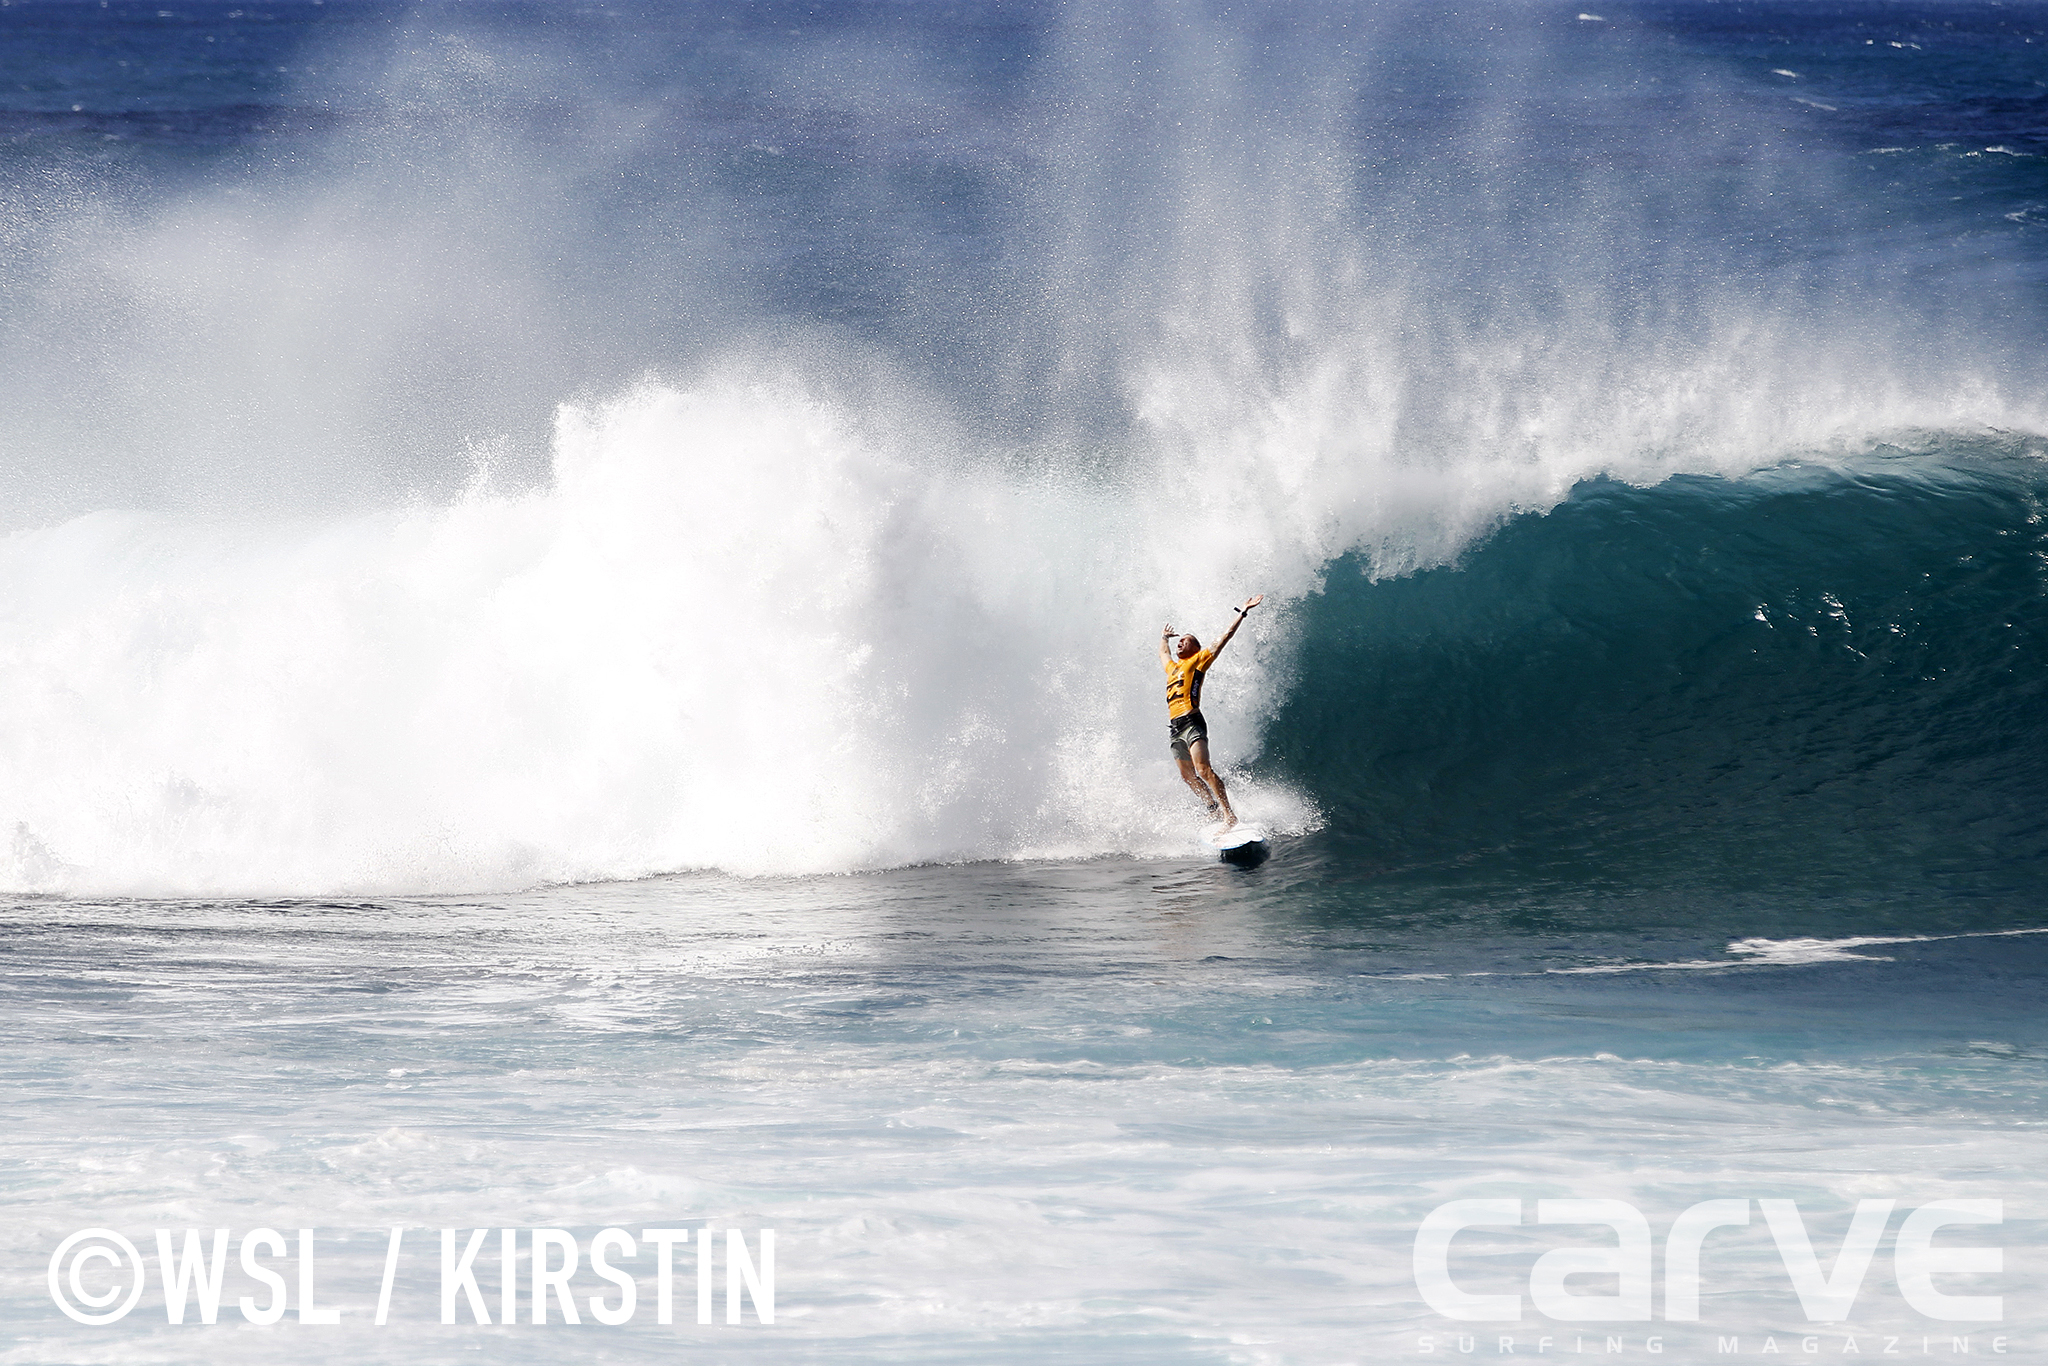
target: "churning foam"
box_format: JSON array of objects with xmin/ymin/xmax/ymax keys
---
[{"xmin": 2, "ymin": 367, "xmax": 1328, "ymax": 895}]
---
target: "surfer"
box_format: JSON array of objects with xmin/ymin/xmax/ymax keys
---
[{"xmin": 1160, "ymin": 594, "xmax": 1263, "ymax": 828}]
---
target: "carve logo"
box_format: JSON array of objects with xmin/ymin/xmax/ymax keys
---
[{"xmin": 1413, "ymin": 1199, "xmax": 2001, "ymax": 1323}]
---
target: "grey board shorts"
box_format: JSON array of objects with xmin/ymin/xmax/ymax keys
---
[{"xmin": 1168, "ymin": 710, "xmax": 1209, "ymax": 761}]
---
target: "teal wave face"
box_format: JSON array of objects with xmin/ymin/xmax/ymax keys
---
[{"xmin": 1267, "ymin": 437, "xmax": 2048, "ymax": 922}]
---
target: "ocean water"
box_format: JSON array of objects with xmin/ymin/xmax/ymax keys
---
[{"xmin": 3, "ymin": 0, "xmax": 2047, "ymax": 1360}]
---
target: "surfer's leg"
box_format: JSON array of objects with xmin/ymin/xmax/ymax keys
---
[
  {"xmin": 1175, "ymin": 755, "xmax": 1220, "ymax": 814},
  {"xmin": 1189, "ymin": 740, "xmax": 1235, "ymax": 826}
]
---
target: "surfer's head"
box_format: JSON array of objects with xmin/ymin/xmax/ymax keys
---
[{"xmin": 1176, "ymin": 634, "xmax": 1201, "ymax": 659}]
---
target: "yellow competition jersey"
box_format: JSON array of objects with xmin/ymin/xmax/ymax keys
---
[{"xmin": 1163, "ymin": 647, "xmax": 1216, "ymax": 719}]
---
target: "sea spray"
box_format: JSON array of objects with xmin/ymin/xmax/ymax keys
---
[{"xmin": 0, "ymin": 371, "xmax": 1318, "ymax": 894}]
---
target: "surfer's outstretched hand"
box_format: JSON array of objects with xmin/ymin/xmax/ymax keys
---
[{"xmin": 1240, "ymin": 594, "xmax": 1263, "ymax": 613}]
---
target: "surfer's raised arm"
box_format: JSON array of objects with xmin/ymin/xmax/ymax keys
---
[
  {"xmin": 1209, "ymin": 594, "xmax": 1264, "ymax": 658},
  {"xmin": 1160, "ymin": 623, "xmax": 1179, "ymax": 669}
]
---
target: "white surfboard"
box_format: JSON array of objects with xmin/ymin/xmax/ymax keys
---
[{"xmin": 1204, "ymin": 822, "xmax": 1271, "ymax": 865}]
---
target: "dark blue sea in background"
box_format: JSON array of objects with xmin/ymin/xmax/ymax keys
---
[{"xmin": 3, "ymin": 1, "xmax": 2047, "ymax": 1360}]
